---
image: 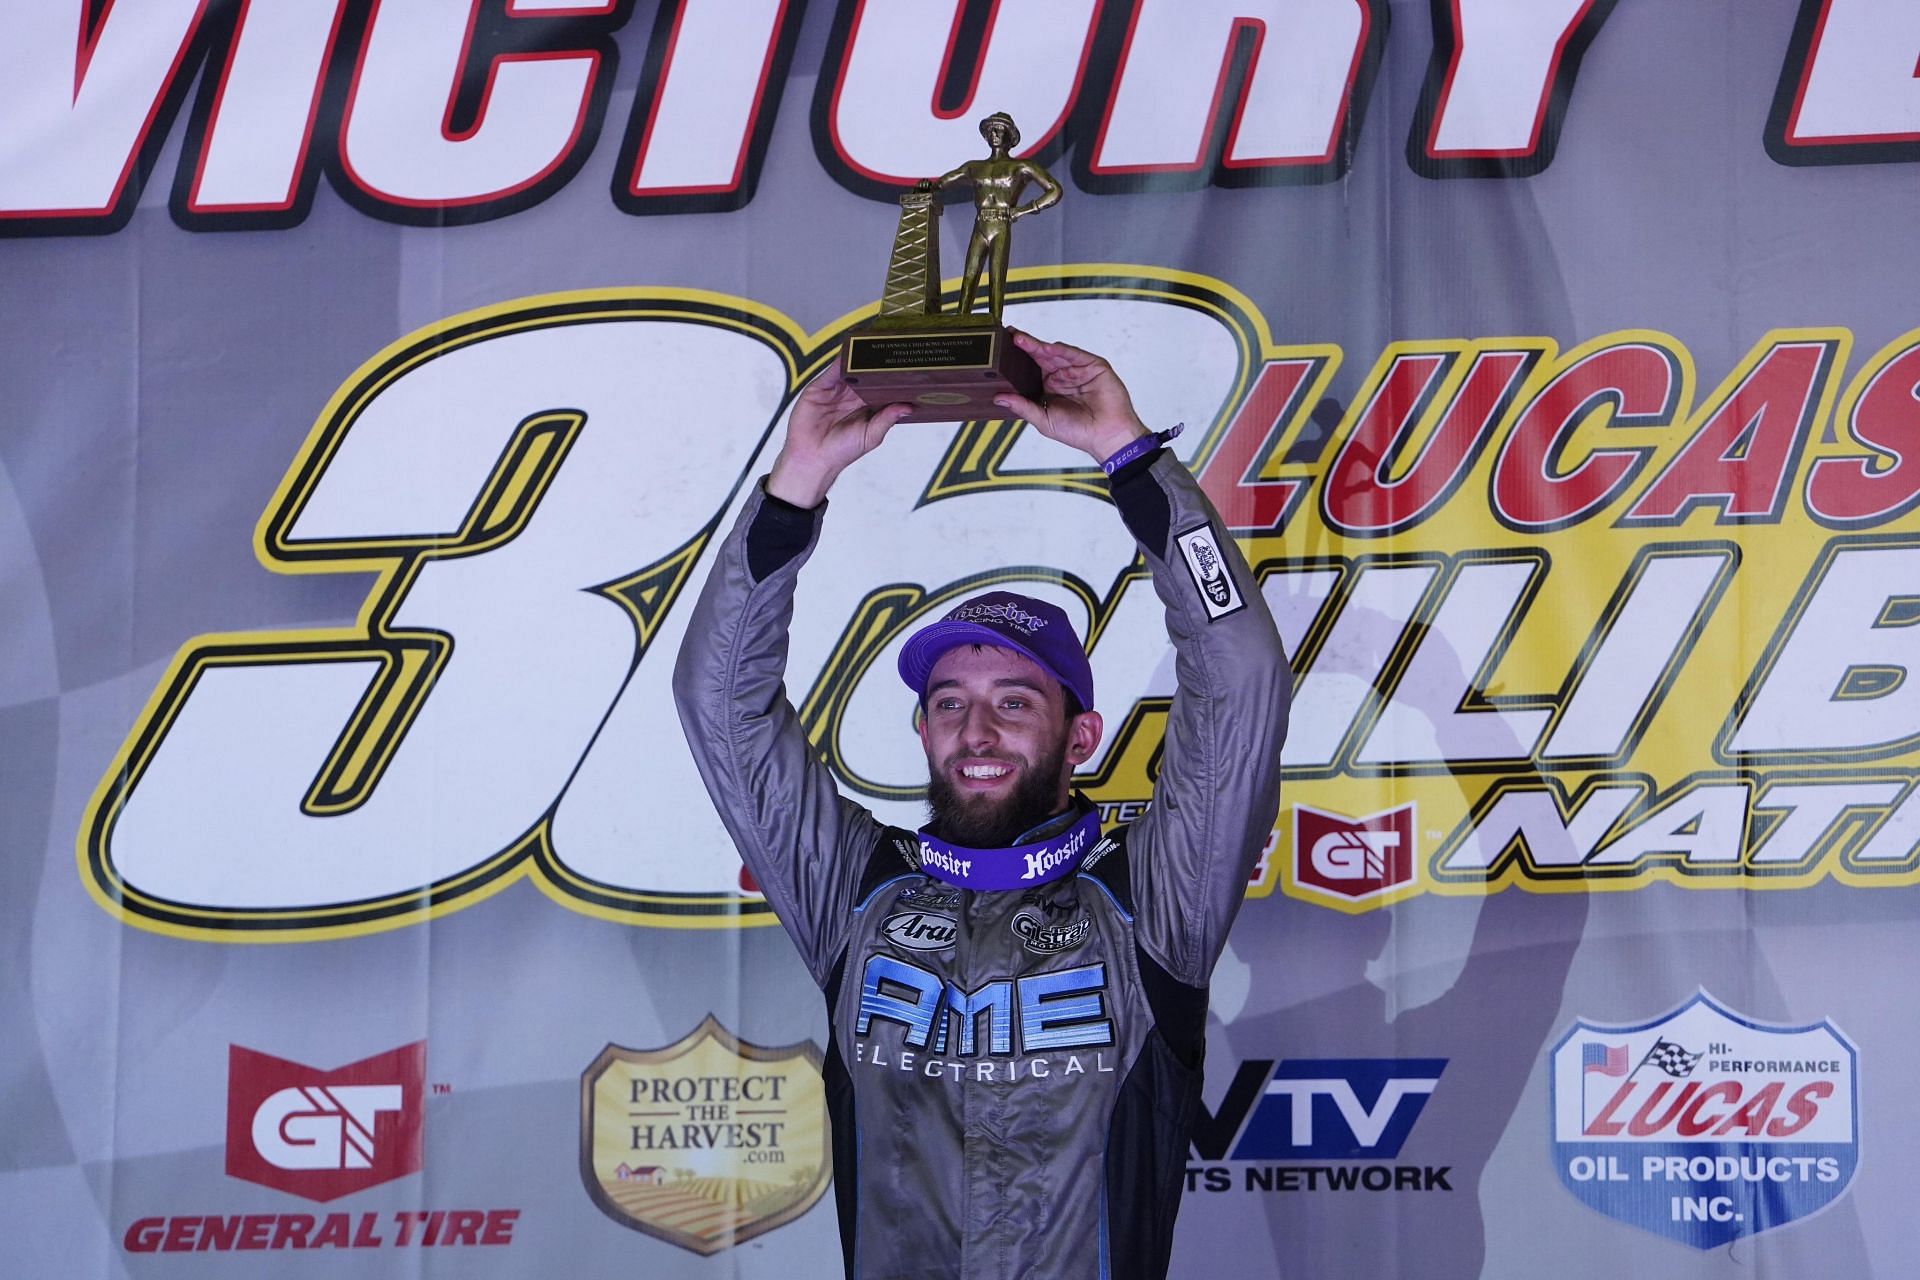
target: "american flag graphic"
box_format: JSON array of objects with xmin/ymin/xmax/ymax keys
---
[{"xmin": 1582, "ymin": 1042, "xmax": 1630, "ymax": 1076}]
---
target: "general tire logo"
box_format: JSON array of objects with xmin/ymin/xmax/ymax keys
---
[
  {"xmin": 581, "ymin": 1016, "xmax": 829, "ymax": 1255},
  {"xmin": 226, "ymin": 1042, "xmax": 425, "ymax": 1202},
  {"xmin": 1549, "ymin": 991, "xmax": 1858, "ymax": 1249},
  {"xmin": 1292, "ymin": 804, "xmax": 1417, "ymax": 907}
]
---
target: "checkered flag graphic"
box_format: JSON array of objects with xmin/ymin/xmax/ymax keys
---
[{"xmin": 1640, "ymin": 1039, "xmax": 1701, "ymax": 1078}]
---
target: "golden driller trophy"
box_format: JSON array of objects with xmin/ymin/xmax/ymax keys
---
[{"xmin": 841, "ymin": 112, "xmax": 1062, "ymax": 422}]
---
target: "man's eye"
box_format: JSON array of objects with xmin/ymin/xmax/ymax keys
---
[{"xmin": 1002, "ymin": 699, "xmax": 1026, "ymax": 710}]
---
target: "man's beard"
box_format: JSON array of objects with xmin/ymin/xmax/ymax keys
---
[{"xmin": 925, "ymin": 740, "xmax": 1068, "ymax": 848}]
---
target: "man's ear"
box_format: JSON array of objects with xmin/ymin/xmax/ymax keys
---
[
  {"xmin": 915, "ymin": 701, "xmax": 929, "ymax": 753},
  {"xmin": 1065, "ymin": 710, "xmax": 1103, "ymax": 766}
]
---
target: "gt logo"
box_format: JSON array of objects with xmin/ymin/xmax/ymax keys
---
[
  {"xmin": 226, "ymin": 1042, "xmax": 425, "ymax": 1202},
  {"xmin": 252, "ymin": 1085, "xmax": 403, "ymax": 1171},
  {"xmin": 1313, "ymin": 828, "xmax": 1399, "ymax": 880},
  {"xmin": 1293, "ymin": 804, "xmax": 1417, "ymax": 905}
]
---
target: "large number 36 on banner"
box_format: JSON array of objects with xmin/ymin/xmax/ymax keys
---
[{"xmin": 79, "ymin": 274, "xmax": 1257, "ymax": 939}]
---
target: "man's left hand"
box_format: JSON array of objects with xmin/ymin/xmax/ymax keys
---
[{"xmin": 993, "ymin": 333, "xmax": 1150, "ymax": 464}]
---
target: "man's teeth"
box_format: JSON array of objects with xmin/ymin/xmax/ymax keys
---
[{"xmin": 961, "ymin": 763, "xmax": 1011, "ymax": 779}]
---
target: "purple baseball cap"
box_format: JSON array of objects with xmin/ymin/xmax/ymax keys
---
[{"xmin": 898, "ymin": 590, "xmax": 1095, "ymax": 712}]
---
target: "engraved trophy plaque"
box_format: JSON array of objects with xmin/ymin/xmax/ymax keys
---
[{"xmin": 841, "ymin": 112, "xmax": 1061, "ymax": 423}]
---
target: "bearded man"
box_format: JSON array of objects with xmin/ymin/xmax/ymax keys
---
[{"xmin": 673, "ymin": 332, "xmax": 1290, "ymax": 1280}]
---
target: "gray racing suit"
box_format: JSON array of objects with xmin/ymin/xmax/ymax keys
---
[{"xmin": 673, "ymin": 447, "xmax": 1290, "ymax": 1279}]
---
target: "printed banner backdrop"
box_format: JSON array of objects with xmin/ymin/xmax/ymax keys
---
[{"xmin": 4, "ymin": 0, "xmax": 1916, "ymax": 1275}]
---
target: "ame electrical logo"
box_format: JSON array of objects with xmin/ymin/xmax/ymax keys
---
[{"xmin": 1187, "ymin": 1058, "xmax": 1452, "ymax": 1195}]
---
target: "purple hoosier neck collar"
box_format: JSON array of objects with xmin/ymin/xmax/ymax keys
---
[{"xmin": 915, "ymin": 809, "xmax": 1104, "ymax": 891}]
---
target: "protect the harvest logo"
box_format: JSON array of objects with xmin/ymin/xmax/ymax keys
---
[
  {"xmin": 580, "ymin": 1016, "xmax": 829, "ymax": 1255},
  {"xmin": 1549, "ymin": 992, "xmax": 1858, "ymax": 1249}
]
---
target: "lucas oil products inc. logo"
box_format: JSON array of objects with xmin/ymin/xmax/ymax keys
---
[
  {"xmin": 1292, "ymin": 804, "xmax": 1418, "ymax": 907},
  {"xmin": 123, "ymin": 1040, "xmax": 522, "ymax": 1255},
  {"xmin": 581, "ymin": 1016, "xmax": 830, "ymax": 1255},
  {"xmin": 1550, "ymin": 992, "xmax": 1858, "ymax": 1249},
  {"xmin": 1186, "ymin": 1058, "xmax": 1452, "ymax": 1195}
]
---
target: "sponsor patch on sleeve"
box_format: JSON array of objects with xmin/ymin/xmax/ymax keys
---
[{"xmin": 1175, "ymin": 524, "xmax": 1245, "ymax": 620}]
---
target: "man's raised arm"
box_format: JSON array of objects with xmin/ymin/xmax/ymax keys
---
[
  {"xmin": 670, "ymin": 368, "xmax": 913, "ymax": 984},
  {"xmin": 995, "ymin": 336, "xmax": 1292, "ymax": 986}
]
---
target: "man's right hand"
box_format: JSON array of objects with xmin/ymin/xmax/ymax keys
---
[{"xmin": 766, "ymin": 360, "xmax": 912, "ymax": 508}]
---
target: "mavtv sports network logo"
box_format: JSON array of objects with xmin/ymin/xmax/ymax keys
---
[
  {"xmin": 226, "ymin": 1042, "xmax": 424, "ymax": 1202},
  {"xmin": 1188, "ymin": 1058, "xmax": 1452, "ymax": 1195},
  {"xmin": 1224, "ymin": 1059, "xmax": 1445, "ymax": 1160}
]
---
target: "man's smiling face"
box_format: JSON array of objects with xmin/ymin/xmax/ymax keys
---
[{"xmin": 918, "ymin": 644, "xmax": 1102, "ymax": 847}]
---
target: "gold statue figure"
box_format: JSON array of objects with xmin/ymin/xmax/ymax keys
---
[
  {"xmin": 841, "ymin": 111, "xmax": 1060, "ymax": 420},
  {"xmin": 923, "ymin": 112, "xmax": 1062, "ymax": 323}
]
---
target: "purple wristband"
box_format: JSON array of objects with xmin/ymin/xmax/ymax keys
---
[{"xmin": 1100, "ymin": 422, "xmax": 1185, "ymax": 476}]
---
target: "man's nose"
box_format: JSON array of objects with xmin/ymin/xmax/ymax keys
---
[{"xmin": 961, "ymin": 703, "xmax": 999, "ymax": 749}]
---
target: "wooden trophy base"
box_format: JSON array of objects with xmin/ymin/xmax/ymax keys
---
[{"xmin": 840, "ymin": 319, "xmax": 1040, "ymax": 423}]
